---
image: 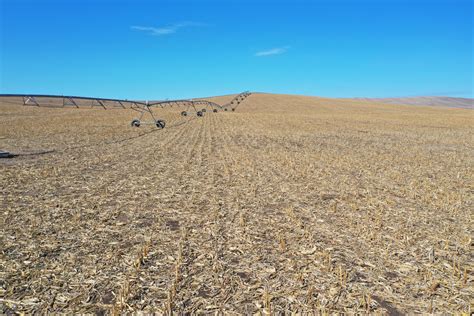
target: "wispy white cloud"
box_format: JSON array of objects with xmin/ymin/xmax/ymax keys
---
[
  {"xmin": 131, "ymin": 22, "xmax": 204, "ymax": 36},
  {"xmin": 255, "ymin": 46, "xmax": 289, "ymax": 57}
]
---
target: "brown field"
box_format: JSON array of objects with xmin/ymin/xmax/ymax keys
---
[{"xmin": 1, "ymin": 93, "xmax": 473, "ymax": 314}]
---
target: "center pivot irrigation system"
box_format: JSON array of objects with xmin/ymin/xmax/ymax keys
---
[{"xmin": 0, "ymin": 91, "xmax": 252, "ymax": 129}]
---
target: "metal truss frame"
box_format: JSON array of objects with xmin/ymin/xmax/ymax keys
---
[{"xmin": 0, "ymin": 91, "xmax": 252, "ymax": 128}]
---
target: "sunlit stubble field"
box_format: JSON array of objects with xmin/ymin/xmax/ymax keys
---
[{"xmin": 1, "ymin": 93, "xmax": 473, "ymax": 314}]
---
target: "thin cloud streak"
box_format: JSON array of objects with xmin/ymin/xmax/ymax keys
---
[
  {"xmin": 131, "ymin": 22, "xmax": 204, "ymax": 36},
  {"xmin": 255, "ymin": 46, "xmax": 289, "ymax": 57}
]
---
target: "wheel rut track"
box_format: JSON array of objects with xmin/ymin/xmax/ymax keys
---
[
  {"xmin": 120, "ymin": 115, "xmax": 211, "ymax": 312},
  {"xmin": 165, "ymin": 113, "xmax": 258, "ymax": 313}
]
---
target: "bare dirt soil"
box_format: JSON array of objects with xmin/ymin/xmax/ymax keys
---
[{"xmin": 1, "ymin": 93, "xmax": 473, "ymax": 314}]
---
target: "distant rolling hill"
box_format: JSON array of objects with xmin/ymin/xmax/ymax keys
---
[
  {"xmin": 0, "ymin": 93, "xmax": 472, "ymax": 110},
  {"xmin": 353, "ymin": 96, "xmax": 473, "ymax": 109}
]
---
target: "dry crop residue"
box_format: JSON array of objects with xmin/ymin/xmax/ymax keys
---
[{"xmin": 1, "ymin": 93, "xmax": 473, "ymax": 314}]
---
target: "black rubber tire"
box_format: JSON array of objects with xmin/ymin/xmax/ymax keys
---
[
  {"xmin": 202, "ymin": 108, "xmax": 206, "ymax": 112},
  {"xmin": 224, "ymin": 108, "xmax": 228, "ymax": 111},
  {"xmin": 197, "ymin": 111, "xmax": 203, "ymax": 117},
  {"xmin": 131, "ymin": 119, "xmax": 140, "ymax": 127},
  {"xmin": 231, "ymin": 108, "xmax": 235, "ymax": 112},
  {"xmin": 181, "ymin": 111, "xmax": 187, "ymax": 116},
  {"xmin": 156, "ymin": 120, "xmax": 166, "ymax": 129},
  {"xmin": 213, "ymin": 109, "xmax": 218, "ymax": 113}
]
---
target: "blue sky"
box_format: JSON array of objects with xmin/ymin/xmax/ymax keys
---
[{"xmin": 1, "ymin": 0, "xmax": 472, "ymax": 100}]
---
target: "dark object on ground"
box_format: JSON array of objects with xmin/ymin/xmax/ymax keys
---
[
  {"xmin": 156, "ymin": 120, "xmax": 166, "ymax": 129},
  {"xmin": 197, "ymin": 111, "xmax": 204, "ymax": 117},
  {"xmin": 0, "ymin": 151, "xmax": 16, "ymax": 158},
  {"xmin": 131, "ymin": 119, "xmax": 140, "ymax": 127}
]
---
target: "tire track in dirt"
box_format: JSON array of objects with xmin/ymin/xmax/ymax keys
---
[
  {"xmin": 169, "ymin": 115, "xmax": 216, "ymax": 312},
  {"xmin": 172, "ymin": 113, "xmax": 233, "ymax": 313},
  {"xmin": 122, "ymin": 112, "xmax": 243, "ymax": 313},
  {"xmin": 120, "ymin": 115, "xmax": 210, "ymax": 312},
  {"xmin": 218, "ymin": 121, "xmax": 289, "ymax": 313},
  {"xmin": 164, "ymin": 113, "xmax": 240, "ymax": 313},
  {"xmin": 112, "ymin": 120, "xmax": 200, "ymax": 307},
  {"xmin": 165, "ymin": 113, "xmax": 263, "ymax": 313}
]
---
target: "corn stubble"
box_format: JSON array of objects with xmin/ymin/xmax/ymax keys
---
[{"xmin": 1, "ymin": 93, "xmax": 472, "ymax": 314}]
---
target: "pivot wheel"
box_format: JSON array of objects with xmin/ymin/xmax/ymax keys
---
[
  {"xmin": 224, "ymin": 108, "xmax": 228, "ymax": 111},
  {"xmin": 181, "ymin": 111, "xmax": 187, "ymax": 116},
  {"xmin": 155, "ymin": 120, "xmax": 166, "ymax": 129},
  {"xmin": 231, "ymin": 108, "xmax": 235, "ymax": 112},
  {"xmin": 131, "ymin": 119, "xmax": 141, "ymax": 127},
  {"xmin": 197, "ymin": 111, "xmax": 203, "ymax": 117},
  {"xmin": 202, "ymin": 108, "xmax": 206, "ymax": 113},
  {"xmin": 213, "ymin": 109, "xmax": 218, "ymax": 113}
]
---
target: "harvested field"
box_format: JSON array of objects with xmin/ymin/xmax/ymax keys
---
[{"xmin": 1, "ymin": 93, "xmax": 473, "ymax": 314}]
